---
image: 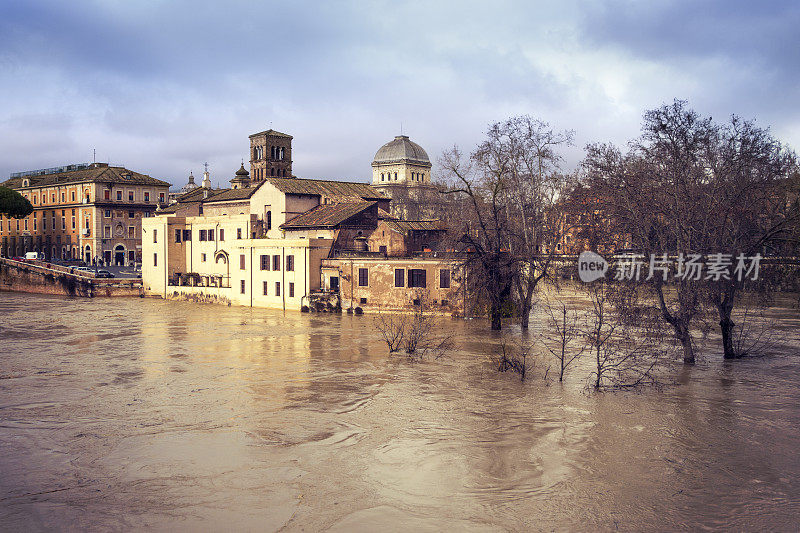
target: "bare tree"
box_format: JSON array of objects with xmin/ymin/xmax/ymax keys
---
[
  {"xmin": 497, "ymin": 338, "xmax": 531, "ymax": 381},
  {"xmin": 373, "ymin": 291, "xmax": 452, "ymax": 359},
  {"xmin": 439, "ymin": 145, "xmax": 517, "ymax": 330},
  {"xmin": 585, "ymin": 282, "xmax": 668, "ymax": 390},
  {"xmin": 486, "ymin": 117, "xmax": 574, "ymax": 329},
  {"xmin": 541, "ymin": 296, "xmax": 587, "ymax": 382},
  {"xmin": 438, "ymin": 116, "xmax": 573, "ymax": 330},
  {"xmin": 584, "ymin": 100, "xmax": 799, "ymax": 362}
]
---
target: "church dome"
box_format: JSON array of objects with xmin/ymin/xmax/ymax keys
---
[
  {"xmin": 180, "ymin": 172, "xmax": 200, "ymax": 194},
  {"xmin": 235, "ymin": 163, "xmax": 249, "ymax": 177},
  {"xmin": 372, "ymin": 135, "xmax": 431, "ymax": 167}
]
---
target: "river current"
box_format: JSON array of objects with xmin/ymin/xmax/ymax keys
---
[{"xmin": 1, "ymin": 292, "xmax": 799, "ymax": 531}]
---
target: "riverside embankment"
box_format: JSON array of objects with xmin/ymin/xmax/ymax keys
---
[{"xmin": 0, "ymin": 258, "xmax": 141, "ymax": 297}]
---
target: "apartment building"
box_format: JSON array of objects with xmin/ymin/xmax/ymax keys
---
[{"xmin": 0, "ymin": 163, "xmax": 170, "ymax": 264}]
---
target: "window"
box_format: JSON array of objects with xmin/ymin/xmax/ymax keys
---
[
  {"xmin": 275, "ymin": 282, "xmax": 280, "ymax": 296},
  {"xmin": 129, "ymin": 211, "xmax": 135, "ymax": 218},
  {"xmin": 286, "ymin": 254, "xmax": 294, "ymax": 271},
  {"xmin": 439, "ymin": 269, "xmax": 451, "ymax": 289},
  {"xmin": 208, "ymin": 229, "xmax": 214, "ymax": 241},
  {"xmin": 116, "ymin": 191, "xmax": 122, "ymax": 201},
  {"xmin": 175, "ymin": 229, "xmax": 182, "ymax": 243},
  {"xmin": 71, "ymin": 217, "xmax": 75, "ymax": 229},
  {"xmin": 144, "ymin": 192, "xmax": 150, "ymax": 202},
  {"xmin": 128, "ymin": 226, "xmax": 134, "ymax": 238},
  {"xmin": 272, "ymin": 254, "xmax": 280, "ymax": 271},
  {"xmin": 71, "ymin": 191, "xmax": 75, "ymax": 202},
  {"xmin": 360, "ymin": 297, "xmax": 367, "ymax": 304},
  {"xmin": 183, "ymin": 229, "xmax": 191, "ymax": 241},
  {"xmin": 260, "ymin": 254, "xmax": 270, "ymax": 270},
  {"xmin": 409, "ymin": 269, "xmax": 426, "ymax": 288},
  {"xmin": 153, "ymin": 253, "xmax": 157, "ymax": 267},
  {"xmin": 289, "ymin": 282, "xmax": 294, "ymax": 298},
  {"xmin": 199, "ymin": 229, "xmax": 207, "ymax": 241},
  {"xmin": 104, "ymin": 209, "xmax": 111, "ymax": 218},
  {"xmin": 358, "ymin": 267, "xmax": 368, "ymax": 287},
  {"xmin": 240, "ymin": 280, "xmax": 245, "ymax": 294},
  {"xmin": 153, "ymin": 229, "xmax": 157, "ymax": 243},
  {"xmin": 240, "ymin": 254, "xmax": 246, "ymax": 270},
  {"xmin": 394, "ymin": 172, "xmax": 397, "ymax": 180},
  {"xmin": 104, "ymin": 226, "xmax": 111, "ymax": 238},
  {"xmin": 128, "ymin": 191, "xmax": 134, "ymax": 201},
  {"xmin": 263, "ymin": 281, "xmax": 268, "ymax": 295},
  {"xmin": 219, "ymin": 229, "xmax": 224, "ymax": 241},
  {"xmin": 159, "ymin": 193, "xmax": 165, "ymax": 203},
  {"xmin": 61, "ymin": 192, "xmax": 65, "ymax": 202},
  {"xmin": 237, "ymin": 228, "xmax": 242, "ymax": 239},
  {"xmin": 104, "ymin": 190, "xmax": 110, "ymax": 200},
  {"xmin": 395, "ymin": 268, "xmax": 405, "ymax": 287},
  {"xmin": 266, "ymin": 210, "xmax": 272, "ymax": 231},
  {"xmin": 128, "ymin": 250, "xmax": 135, "ymax": 262},
  {"xmin": 201, "ymin": 253, "xmax": 206, "ymax": 262}
]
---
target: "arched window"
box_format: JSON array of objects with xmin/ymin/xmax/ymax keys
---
[
  {"xmin": 394, "ymin": 172, "xmax": 398, "ymax": 180},
  {"xmin": 271, "ymin": 168, "xmax": 275, "ymax": 176}
]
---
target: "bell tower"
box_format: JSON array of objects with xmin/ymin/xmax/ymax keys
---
[{"xmin": 249, "ymin": 129, "xmax": 293, "ymax": 182}]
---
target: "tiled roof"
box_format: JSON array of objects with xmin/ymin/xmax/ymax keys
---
[
  {"xmin": 384, "ymin": 220, "xmax": 447, "ymax": 233},
  {"xmin": 378, "ymin": 208, "xmax": 398, "ymax": 220},
  {"xmin": 281, "ymin": 201, "xmax": 377, "ymax": 229},
  {"xmin": 248, "ymin": 129, "xmax": 293, "ymax": 139},
  {"xmin": 202, "ymin": 182, "xmax": 263, "ymax": 203},
  {"xmin": 265, "ymin": 177, "xmax": 387, "ymax": 201},
  {"xmin": 2, "ymin": 164, "xmax": 171, "ymax": 189}
]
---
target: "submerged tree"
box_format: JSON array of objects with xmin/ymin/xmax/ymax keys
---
[
  {"xmin": 439, "ymin": 116, "xmax": 573, "ymax": 330},
  {"xmin": 584, "ymin": 100, "xmax": 799, "ymax": 363}
]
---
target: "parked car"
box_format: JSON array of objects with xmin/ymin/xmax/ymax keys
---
[{"xmin": 95, "ymin": 270, "xmax": 115, "ymax": 278}]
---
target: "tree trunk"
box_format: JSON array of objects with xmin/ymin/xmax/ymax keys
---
[
  {"xmin": 677, "ymin": 325, "xmax": 695, "ymax": 365},
  {"xmin": 519, "ymin": 267, "xmax": 537, "ymax": 330},
  {"xmin": 490, "ymin": 304, "xmax": 502, "ymax": 330},
  {"xmin": 720, "ymin": 315, "xmax": 737, "ymax": 359}
]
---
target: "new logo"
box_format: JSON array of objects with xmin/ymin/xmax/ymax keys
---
[{"xmin": 578, "ymin": 251, "xmax": 608, "ymax": 282}]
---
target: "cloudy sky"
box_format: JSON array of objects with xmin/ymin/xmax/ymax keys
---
[{"xmin": 1, "ymin": 0, "xmax": 798, "ymax": 189}]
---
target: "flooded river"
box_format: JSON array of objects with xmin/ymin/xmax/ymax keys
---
[{"xmin": 1, "ymin": 292, "xmax": 800, "ymax": 531}]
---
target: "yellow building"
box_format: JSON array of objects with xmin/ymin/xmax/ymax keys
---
[{"xmin": 0, "ymin": 163, "xmax": 170, "ymax": 264}]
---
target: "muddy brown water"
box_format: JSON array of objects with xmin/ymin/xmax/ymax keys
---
[{"xmin": 1, "ymin": 292, "xmax": 799, "ymax": 531}]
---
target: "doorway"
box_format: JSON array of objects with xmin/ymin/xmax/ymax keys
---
[{"xmin": 114, "ymin": 245, "xmax": 125, "ymax": 266}]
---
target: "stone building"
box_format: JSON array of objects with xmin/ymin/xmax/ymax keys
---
[
  {"xmin": 249, "ymin": 129, "xmax": 292, "ymax": 182},
  {"xmin": 370, "ymin": 135, "xmax": 444, "ymax": 220},
  {"xmin": 0, "ymin": 163, "xmax": 170, "ymax": 265},
  {"xmin": 143, "ymin": 128, "xmax": 463, "ymax": 314}
]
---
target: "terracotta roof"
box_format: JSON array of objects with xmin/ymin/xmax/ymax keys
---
[
  {"xmin": 378, "ymin": 208, "xmax": 398, "ymax": 220},
  {"xmin": 281, "ymin": 201, "xmax": 377, "ymax": 229},
  {"xmin": 248, "ymin": 129, "xmax": 293, "ymax": 139},
  {"xmin": 384, "ymin": 220, "xmax": 447, "ymax": 233},
  {"xmin": 2, "ymin": 164, "xmax": 171, "ymax": 189},
  {"xmin": 265, "ymin": 177, "xmax": 387, "ymax": 201},
  {"xmin": 202, "ymin": 182, "xmax": 263, "ymax": 203}
]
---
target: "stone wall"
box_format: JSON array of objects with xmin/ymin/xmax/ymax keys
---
[{"xmin": 0, "ymin": 259, "xmax": 142, "ymax": 298}]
